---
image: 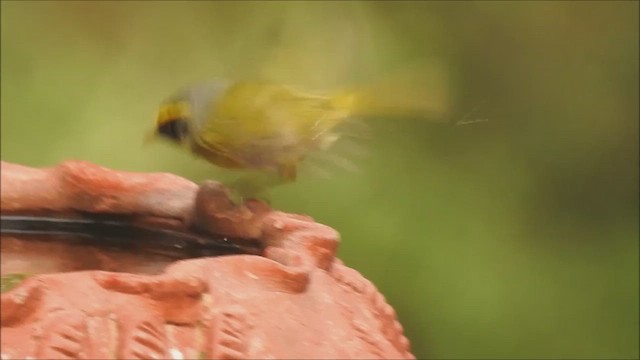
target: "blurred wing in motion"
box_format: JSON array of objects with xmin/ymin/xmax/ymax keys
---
[{"xmin": 333, "ymin": 59, "xmax": 452, "ymax": 122}]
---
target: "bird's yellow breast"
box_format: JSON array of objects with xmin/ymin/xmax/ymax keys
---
[{"xmin": 196, "ymin": 81, "xmax": 351, "ymax": 169}]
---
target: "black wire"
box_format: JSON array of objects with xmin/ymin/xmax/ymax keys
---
[{"xmin": 0, "ymin": 215, "xmax": 262, "ymax": 258}]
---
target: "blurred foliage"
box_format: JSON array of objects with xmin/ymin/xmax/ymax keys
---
[
  {"xmin": 0, "ymin": 273, "xmax": 29, "ymax": 293},
  {"xmin": 1, "ymin": 1, "xmax": 638, "ymax": 358}
]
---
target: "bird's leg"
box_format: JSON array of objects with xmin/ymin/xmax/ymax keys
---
[
  {"xmin": 226, "ymin": 177, "xmax": 270, "ymax": 205},
  {"xmin": 277, "ymin": 162, "xmax": 298, "ymax": 183},
  {"xmin": 226, "ymin": 171, "xmax": 281, "ymax": 205},
  {"xmin": 226, "ymin": 162, "xmax": 298, "ymax": 205}
]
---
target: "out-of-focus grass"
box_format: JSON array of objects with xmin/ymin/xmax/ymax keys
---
[{"xmin": 1, "ymin": 1, "xmax": 638, "ymax": 358}]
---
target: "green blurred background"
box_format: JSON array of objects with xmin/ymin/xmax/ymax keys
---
[{"xmin": 1, "ymin": 1, "xmax": 638, "ymax": 358}]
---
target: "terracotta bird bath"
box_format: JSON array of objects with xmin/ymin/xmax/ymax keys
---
[{"xmin": 0, "ymin": 160, "xmax": 414, "ymax": 359}]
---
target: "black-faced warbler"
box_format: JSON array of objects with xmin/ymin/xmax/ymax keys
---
[{"xmin": 148, "ymin": 77, "xmax": 448, "ymax": 193}]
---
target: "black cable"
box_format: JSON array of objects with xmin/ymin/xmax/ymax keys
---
[{"xmin": 0, "ymin": 215, "xmax": 262, "ymax": 258}]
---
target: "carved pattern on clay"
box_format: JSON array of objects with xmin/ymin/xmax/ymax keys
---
[
  {"xmin": 330, "ymin": 261, "xmax": 414, "ymax": 359},
  {"xmin": 352, "ymin": 318, "xmax": 386, "ymax": 358},
  {"xmin": 37, "ymin": 311, "xmax": 89, "ymax": 359},
  {"xmin": 119, "ymin": 319, "xmax": 168, "ymax": 360},
  {"xmin": 206, "ymin": 306, "xmax": 252, "ymax": 359},
  {"xmin": 1, "ymin": 161, "xmax": 415, "ymax": 359},
  {"xmin": 0, "ymin": 261, "xmax": 414, "ymax": 359},
  {"xmin": 0, "ymin": 280, "xmax": 43, "ymax": 327},
  {"xmin": 262, "ymin": 214, "xmax": 340, "ymax": 272}
]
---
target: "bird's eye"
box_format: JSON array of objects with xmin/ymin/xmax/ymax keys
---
[{"xmin": 157, "ymin": 118, "xmax": 189, "ymax": 141}]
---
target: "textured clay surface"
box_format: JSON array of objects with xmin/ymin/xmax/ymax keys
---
[{"xmin": 0, "ymin": 160, "xmax": 414, "ymax": 359}]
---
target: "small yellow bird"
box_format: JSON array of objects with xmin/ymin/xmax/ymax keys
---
[
  {"xmin": 149, "ymin": 76, "xmax": 448, "ymax": 197},
  {"xmin": 152, "ymin": 80, "xmax": 355, "ymax": 182}
]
